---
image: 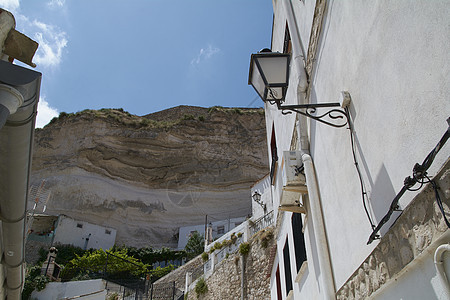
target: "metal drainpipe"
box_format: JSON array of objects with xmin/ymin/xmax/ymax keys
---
[
  {"xmin": 0, "ymin": 61, "xmax": 41, "ymax": 300},
  {"xmin": 282, "ymin": 0, "xmax": 336, "ymax": 299},
  {"xmin": 434, "ymin": 243, "xmax": 450, "ymax": 297}
]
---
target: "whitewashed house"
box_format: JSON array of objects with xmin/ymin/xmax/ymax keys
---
[
  {"xmin": 177, "ymin": 216, "xmax": 246, "ymax": 250},
  {"xmin": 248, "ymin": 1, "xmax": 449, "ymax": 299},
  {"xmin": 52, "ymin": 215, "xmax": 117, "ymax": 250}
]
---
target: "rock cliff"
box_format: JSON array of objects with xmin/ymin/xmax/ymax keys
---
[{"xmin": 30, "ymin": 106, "xmax": 268, "ymax": 248}]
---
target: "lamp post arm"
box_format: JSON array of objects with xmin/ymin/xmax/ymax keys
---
[{"xmin": 277, "ymin": 103, "xmax": 349, "ymax": 128}]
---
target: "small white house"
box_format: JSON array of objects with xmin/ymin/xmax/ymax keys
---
[
  {"xmin": 177, "ymin": 216, "xmax": 246, "ymax": 250},
  {"xmin": 52, "ymin": 215, "xmax": 116, "ymax": 250}
]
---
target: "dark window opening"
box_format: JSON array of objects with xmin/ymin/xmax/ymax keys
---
[
  {"xmin": 292, "ymin": 213, "xmax": 307, "ymax": 272},
  {"xmin": 105, "ymin": 229, "xmax": 111, "ymax": 235},
  {"xmin": 217, "ymin": 225, "xmax": 225, "ymax": 235},
  {"xmin": 283, "ymin": 239, "xmax": 293, "ymax": 295},
  {"xmin": 76, "ymin": 223, "xmax": 83, "ymax": 228},
  {"xmin": 283, "ymin": 23, "xmax": 292, "ymax": 55},
  {"xmin": 276, "ymin": 265, "xmax": 282, "ymax": 300}
]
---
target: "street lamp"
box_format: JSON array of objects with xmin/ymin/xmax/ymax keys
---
[
  {"xmin": 252, "ymin": 191, "xmax": 266, "ymax": 211},
  {"xmin": 248, "ymin": 49, "xmax": 349, "ymax": 128},
  {"xmin": 248, "ymin": 48, "xmax": 290, "ymax": 105}
]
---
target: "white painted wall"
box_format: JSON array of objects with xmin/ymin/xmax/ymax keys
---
[
  {"xmin": 251, "ymin": 174, "xmax": 272, "ymax": 219},
  {"xmin": 31, "ymin": 279, "xmax": 107, "ymax": 300},
  {"xmin": 265, "ymin": 0, "xmax": 450, "ymax": 299},
  {"xmin": 52, "ymin": 215, "xmax": 116, "ymax": 250}
]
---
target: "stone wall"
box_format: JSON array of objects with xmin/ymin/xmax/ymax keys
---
[
  {"xmin": 337, "ymin": 159, "xmax": 450, "ymax": 299},
  {"xmin": 25, "ymin": 240, "xmax": 51, "ymax": 264},
  {"xmin": 152, "ymin": 255, "xmax": 203, "ymax": 291},
  {"xmin": 186, "ymin": 227, "xmax": 275, "ymax": 300}
]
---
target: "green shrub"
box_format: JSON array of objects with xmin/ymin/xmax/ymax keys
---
[
  {"xmin": 23, "ymin": 265, "xmax": 49, "ymax": 300},
  {"xmin": 213, "ymin": 242, "xmax": 223, "ymax": 250},
  {"xmin": 260, "ymin": 230, "xmax": 274, "ymax": 249},
  {"xmin": 233, "ymin": 108, "xmax": 243, "ymax": 115},
  {"xmin": 237, "ymin": 232, "xmax": 243, "ymax": 238},
  {"xmin": 185, "ymin": 231, "xmax": 204, "ymax": 260},
  {"xmin": 198, "ymin": 115, "xmax": 205, "ymax": 121},
  {"xmin": 201, "ymin": 252, "xmax": 209, "ymax": 262},
  {"xmin": 107, "ymin": 292, "xmax": 119, "ymax": 300},
  {"xmin": 195, "ymin": 277, "xmax": 208, "ymax": 296},
  {"xmin": 239, "ymin": 242, "xmax": 250, "ymax": 256}
]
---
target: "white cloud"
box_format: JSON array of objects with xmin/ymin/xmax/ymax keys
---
[
  {"xmin": 5, "ymin": 3, "xmax": 68, "ymax": 69},
  {"xmin": 191, "ymin": 45, "xmax": 220, "ymax": 65},
  {"xmin": 36, "ymin": 97, "xmax": 58, "ymax": 128},
  {"xmin": 0, "ymin": 0, "xmax": 19, "ymax": 13},
  {"xmin": 47, "ymin": 0, "xmax": 65, "ymax": 8},
  {"xmin": 31, "ymin": 20, "xmax": 67, "ymax": 68}
]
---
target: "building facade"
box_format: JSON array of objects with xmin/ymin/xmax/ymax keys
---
[
  {"xmin": 256, "ymin": 1, "xmax": 450, "ymax": 299},
  {"xmin": 177, "ymin": 216, "xmax": 246, "ymax": 250},
  {"xmin": 52, "ymin": 215, "xmax": 117, "ymax": 250}
]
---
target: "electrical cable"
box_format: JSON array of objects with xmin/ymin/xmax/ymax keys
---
[
  {"xmin": 368, "ymin": 119, "xmax": 450, "ymax": 244},
  {"xmin": 346, "ymin": 108, "xmax": 376, "ymax": 230},
  {"xmin": 428, "ymin": 175, "xmax": 450, "ymax": 228}
]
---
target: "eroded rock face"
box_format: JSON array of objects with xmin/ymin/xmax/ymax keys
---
[{"xmin": 31, "ymin": 106, "xmax": 268, "ymax": 248}]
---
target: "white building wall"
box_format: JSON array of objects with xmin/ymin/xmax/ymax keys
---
[
  {"xmin": 251, "ymin": 174, "xmax": 272, "ymax": 219},
  {"xmin": 265, "ymin": 1, "xmax": 449, "ymax": 299},
  {"xmin": 31, "ymin": 279, "xmax": 106, "ymax": 300},
  {"xmin": 52, "ymin": 215, "xmax": 116, "ymax": 250},
  {"xmin": 308, "ymin": 0, "xmax": 449, "ymax": 289},
  {"xmin": 177, "ymin": 217, "xmax": 247, "ymax": 250},
  {"xmin": 178, "ymin": 224, "xmax": 205, "ymax": 250}
]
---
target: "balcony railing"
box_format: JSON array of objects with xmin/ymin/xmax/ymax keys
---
[{"xmin": 249, "ymin": 210, "xmax": 274, "ymax": 236}]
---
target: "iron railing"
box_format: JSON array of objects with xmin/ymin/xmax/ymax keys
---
[
  {"xmin": 191, "ymin": 262, "xmax": 205, "ymax": 282},
  {"xmin": 249, "ymin": 210, "xmax": 274, "ymax": 236},
  {"xmin": 149, "ymin": 281, "xmax": 184, "ymax": 300}
]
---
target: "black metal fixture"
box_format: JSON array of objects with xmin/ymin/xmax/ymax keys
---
[
  {"xmin": 367, "ymin": 118, "xmax": 450, "ymax": 244},
  {"xmin": 248, "ymin": 49, "xmax": 349, "ymax": 128},
  {"xmin": 252, "ymin": 191, "xmax": 266, "ymax": 211}
]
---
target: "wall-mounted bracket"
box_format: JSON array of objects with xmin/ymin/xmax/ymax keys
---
[{"xmin": 277, "ymin": 102, "xmax": 349, "ymax": 128}]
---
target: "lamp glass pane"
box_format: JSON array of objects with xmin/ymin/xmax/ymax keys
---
[
  {"xmin": 267, "ymin": 87, "xmax": 283, "ymax": 100},
  {"xmin": 257, "ymin": 56, "xmax": 288, "ymax": 85},
  {"xmin": 251, "ymin": 60, "xmax": 266, "ymax": 100}
]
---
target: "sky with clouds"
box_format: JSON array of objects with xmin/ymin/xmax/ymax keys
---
[{"xmin": 0, "ymin": 0, "xmax": 273, "ymax": 127}]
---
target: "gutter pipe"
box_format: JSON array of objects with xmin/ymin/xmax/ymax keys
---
[
  {"xmin": 0, "ymin": 60, "xmax": 41, "ymax": 299},
  {"xmin": 282, "ymin": 0, "xmax": 336, "ymax": 299},
  {"xmin": 434, "ymin": 243, "xmax": 450, "ymax": 296}
]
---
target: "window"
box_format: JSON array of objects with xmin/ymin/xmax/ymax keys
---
[
  {"xmin": 276, "ymin": 265, "xmax": 282, "ymax": 300},
  {"xmin": 283, "ymin": 239, "xmax": 293, "ymax": 295},
  {"xmin": 270, "ymin": 126, "xmax": 278, "ymax": 185},
  {"xmin": 217, "ymin": 225, "xmax": 225, "ymax": 235},
  {"xmin": 283, "ymin": 24, "xmax": 292, "ymax": 55},
  {"xmin": 105, "ymin": 229, "xmax": 111, "ymax": 235},
  {"xmin": 76, "ymin": 223, "xmax": 83, "ymax": 228},
  {"xmin": 292, "ymin": 213, "xmax": 307, "ymax": 272}
]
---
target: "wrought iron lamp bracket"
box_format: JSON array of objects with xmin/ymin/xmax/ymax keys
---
[{"xmin": 276, "ymin": 102, "xmax": 349, "ymax": 128}]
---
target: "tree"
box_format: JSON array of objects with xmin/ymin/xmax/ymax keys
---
[{"xmin": 185, "ymin": 231, "xmax": 204, "ymax": 259}]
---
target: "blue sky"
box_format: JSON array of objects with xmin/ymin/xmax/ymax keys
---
[{"xmin": 0, "ymin": 0, "xmax": 273, "ymax": 127}]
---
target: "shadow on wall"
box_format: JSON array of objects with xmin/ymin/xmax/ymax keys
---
[
  {"xmin": 350, "ymin": 120, "xmax": 398, "ymax": 236},
  {"xmin": 370, "ymin": 164, "xmax": 398, "ymax": 236}
]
